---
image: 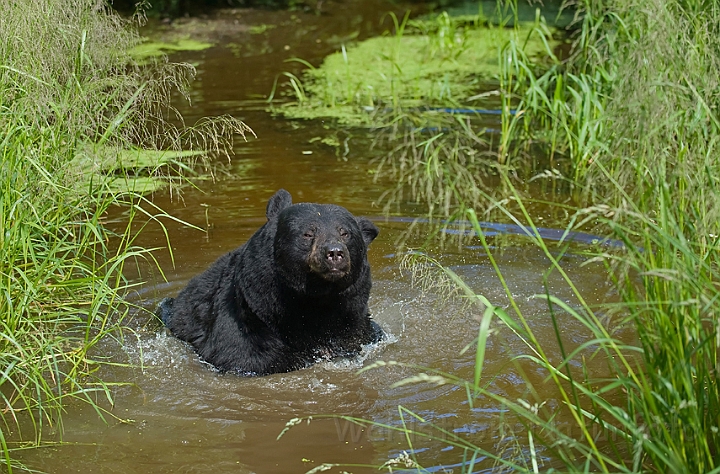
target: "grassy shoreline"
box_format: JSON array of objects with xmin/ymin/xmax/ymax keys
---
[{"xmin": 0, "ymin": 1, "xmax": 248, "ymax": 469}]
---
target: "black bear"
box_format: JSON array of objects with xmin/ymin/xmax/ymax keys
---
[{"xmin": 157, "ymin": 189, "xmax": 383, "ymax": 375}]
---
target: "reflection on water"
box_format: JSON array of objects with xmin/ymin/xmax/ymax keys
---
[{"xmin": 18, "ymin": 1, "xmax": 615, "ymax": 473}]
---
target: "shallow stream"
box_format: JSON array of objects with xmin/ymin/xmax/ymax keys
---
[{"xmin": 19, "ymin": 2, "xmax": 618, "ymax": 472}]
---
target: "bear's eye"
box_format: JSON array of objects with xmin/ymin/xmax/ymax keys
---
[
  {"xmin": 303, "ymin": 231, "xmax": 314, "ymax": 239},
  {"xmin": 339, "ymin": 228, "xmax": 349, "ymax": 239}
]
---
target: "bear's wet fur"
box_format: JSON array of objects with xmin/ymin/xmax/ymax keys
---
[{"xmin": 157, "ymin": 189, "xmax": 383, "ymax": 375}]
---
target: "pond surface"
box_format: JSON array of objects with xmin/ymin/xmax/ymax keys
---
[{"xmin": 19, "ymin": 2, "xmax": 619, "ymax": 472}]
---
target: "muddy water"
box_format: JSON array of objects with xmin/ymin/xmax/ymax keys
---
[{"xmin": 20, "ymin": 2, "xmax": 617, "ymax": 473}]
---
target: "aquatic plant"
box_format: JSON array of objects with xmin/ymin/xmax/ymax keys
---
[
  {"xmin": 267, "ymin": 9, "xmax": 564, "ymax": 222},
  {"xmin": 0, "ymin": 0, "xmax": 249, "ymax": 470},
  {"xmin": 129, "ymin": 38, "xmax": 214, "ymax": 62},
  {"xmin": 270, "ymin": 11, "xmax": 560, "ymax": 127}
]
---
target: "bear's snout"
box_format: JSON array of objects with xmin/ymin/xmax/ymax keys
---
[
  {"xmin": 308, "ymin": 240, "xmax": 351, "ymax": 281},
  {"xmin": 321, "ymin": 241, "xmax": 350, "ymax": 275},
  {"xmin": 325, "ymin": 243, "xmax": 344, "ymax": 263}
]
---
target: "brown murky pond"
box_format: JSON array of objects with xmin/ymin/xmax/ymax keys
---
[{"xmin": 20, "ymin": 1, "xmax": 617, "ymax": 472}]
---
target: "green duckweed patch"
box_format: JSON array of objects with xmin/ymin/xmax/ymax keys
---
[
  {"xmin": 249, "ymin": 23, "xmax": 277, "ymax": 34},
  {"xmin": 273, "ymin": 16, "xmax": 560, "ymax": 126},
  {"xmin": 70, "ymin": 145, "xmax": 205, "ymax": 193},
  {"xmin": 129, "ymin": 38, "xmax": 214, "ymax": 61}
]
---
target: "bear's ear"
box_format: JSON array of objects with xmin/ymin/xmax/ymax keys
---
[
  {"xmin": 356, "ymin": 217, "xmax": 379, "ymax": 246},
  {"xmin": 266, "ymin": 189, "xmax": 293, "ymax": 219}
]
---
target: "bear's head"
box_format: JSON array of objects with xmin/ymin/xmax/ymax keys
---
[{"xmin": 265, "ymin": 190, "xmax": 379, "ymax": 295}]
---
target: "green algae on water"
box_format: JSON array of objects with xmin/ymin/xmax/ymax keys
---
[
  {"xmin": 249, "ymin": 23, "xmax": 277, "ymax": 35},
  {"xmin": 130, "ymin": 38, "xmax": 214, "ymax": 61},
  {"xmin": 274, "ymin": 17, "xmax": 560, "ymax": 125},
  {"xmin": 70, "ymin": 145, "xmax": 205, "ymax": 194}
]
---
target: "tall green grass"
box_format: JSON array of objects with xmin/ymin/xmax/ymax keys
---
[
  {"xmin": 359, "ymin": 0, "xmax": 720, "ymax": 471},
  {"xmin": 0, "ymin": 0, "xmax": 248, "ymax": 470},
  {"xmin": 371, "ymin": 177, "xmax": 720, "ymax": 472},
  {"xmin": 293, "ymin": 176, "xmax": 719, "ymax": 471},
  {"xmin": 288, "ymin": 0, "xmax": 720, "ymax": 471},
  {"xmin": 497, "ymin": 3, "xmax": 720, "ymax": 467}
]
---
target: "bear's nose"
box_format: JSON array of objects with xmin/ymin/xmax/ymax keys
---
[{"xmin": 325, "ymin": 244, "xmax": 344, "ymax": 262}]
